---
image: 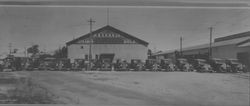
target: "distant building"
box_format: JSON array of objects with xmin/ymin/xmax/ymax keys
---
[
  {"xmin": 153, "ymin": 31, "xmax": 250, "ymax": 68},
  {"xmin": 66, "ymin": 25, "xmax": 149, "ymax": 63}
]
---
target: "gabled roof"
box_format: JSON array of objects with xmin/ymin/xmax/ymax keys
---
[{"xmin": 66, "ymin": 25, "xmax": 149, "ymax": 46}]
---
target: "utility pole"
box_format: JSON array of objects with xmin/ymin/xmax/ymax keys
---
[
  {"xmin": 88, "ymin": 18, "xmax": 95, "ymax": 70},
  {"xmin": 58, "ymin": 45, "xmax": 61, "ymax": 58},
  {"xmin": 8, "ymin": 43, "xmax": 12, "ymax": 56},
  {"xmin": 24, "ymin": 47, "xmax": 27, "ymax": 57},
  {"xmin": 180, "ymin": 36, "xmax": 183, "ymax": 57},
  {"xmin": 209, "ymin": 27, "xmax": 213, "ymax": 59}
]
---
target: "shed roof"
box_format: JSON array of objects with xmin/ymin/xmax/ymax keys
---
[
  {"xmin": 155, "ymin": 36, "xmax": 250, "ymax": 56},
  {"xmin": 214, "ymin": 31, "xmax": 250, "ymax": 42},
  {"xmin": 237, "ymin": 39, "xmax": 250, "ymax": 47},
  {"xmin": 183, "ymin": 36, "xmax": 250, "ymax": 51}
]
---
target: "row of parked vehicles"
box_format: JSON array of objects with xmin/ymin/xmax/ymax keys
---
[
  {"xmin": 173, "ymin": 58, "xmax": 247, "ymax": 73},
  {"xmin": 143, "ymin": 58, "xmax": 247, "ymax": 73},
  {"xmin": 0, "ymin": 56, "xmax": 248, "ymax": 73}
]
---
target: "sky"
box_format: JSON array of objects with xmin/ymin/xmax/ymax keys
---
[{"xmin": 0, "ymin": 0, "xmax": 250, "ymax": 56}]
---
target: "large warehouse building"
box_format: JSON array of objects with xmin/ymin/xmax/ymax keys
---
[
  {"xmin": 154, "ymin": 31, "xmax": 250, "ymax": 69},
  {"xmin": 66, "ymin": 25, "xmax": 149, "ymax": 63}
]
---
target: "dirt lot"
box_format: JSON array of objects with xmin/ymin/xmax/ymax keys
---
[{"xmin": 0, "ymin": 71, "xmax": 249, "ymax": 106}]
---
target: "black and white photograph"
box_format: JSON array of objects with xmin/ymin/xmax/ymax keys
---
[{"xmin": 0, "ymin": 0, "xmax": 249, "ymax": 106}]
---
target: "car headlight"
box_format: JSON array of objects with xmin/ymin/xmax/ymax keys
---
[
  {"xmin": 242, "ymin": 64, "xmax": 245, "ymax": 68},
  {"xmin": 204, "ymin": 65, "xmax": 211, "ymax": 70},
  {"xmin": 237, "ymin": 64, "xmax": 244, "ymax": 70},
  {"xmin": 221, "ymin": 64, "xmax": 227, "ymax": 69}
]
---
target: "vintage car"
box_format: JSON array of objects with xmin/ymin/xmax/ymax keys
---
[
  {"xmin": 209, "ymin": 58, "xmax": 231, "ymax": 73},
  {"xmin": 72, "ymin": 59, "xmax": 86, "ymax": 71},
  {"xmin": 21, "ymin": 58, "xmax": 38, "ymax": 71},
  {"xmin": 2, "ymin": 57, "xmax": 24, "ymax": 71},
  {"xmin": 192, "ymin": 59, "xmax": 214, "ymax": 73},
  {"xmin": 55, "ymin": 58, "xmax": 71, "ymax": 71},
  {"xmin": 39, "ymin": 58, "xmax": 57, "ymax": 71},
  {"xmin": 129, "ymin": 59, "xmax": 144, "ymax": 71},
  {"xmin": 2, "ymin": 58, "xmax": 14, "ymax": 72},
  {"xmin": 0, "ymin": 59, "xmax": 3, "ymax": 71},
  {"xmin": 225, "ymin": 59, "xmax": 247, "ymax": 73},
  {"xmin": 145, "ymin": 59, "xmax": 160, "ymax": 71},
  {"xmin": 98, "ymin": 59, "xmax": 113, "ymax": 71},
  {"xmin": 176, "ymin": 58, "xmax": 194, "ymax": 72},
  {"xmin": 160, "ymin": 59, "xmax": 179, "ymax": 71},
  {"xmin": 115, "ymin": 59, "xmax": 129, "ymax": 71},
  {"xmin": 91, "ymin": 60, "xmax": 102, "ymax": 71}
]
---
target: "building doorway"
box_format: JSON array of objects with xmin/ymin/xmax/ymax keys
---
[{"xmin": 99, "ymin": 53, "xmax": 115, "ymax": 63}]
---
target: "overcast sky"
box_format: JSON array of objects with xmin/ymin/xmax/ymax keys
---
[{"xmin": 0, "ymin": 0, "xmax": 250, "ymax": 56}]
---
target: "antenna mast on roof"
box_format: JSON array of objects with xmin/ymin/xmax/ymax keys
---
[{"xmin": 107, "ymin": 8, "xmax": 109, "ymax": 25}]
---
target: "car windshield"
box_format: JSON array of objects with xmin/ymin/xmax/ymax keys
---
[
  {"xmin": 214, "ymin": 59, "xmax": 225, "ymax": 63},
  {"xmin": 199, "ymin": 61, "xmax": 207, "ymax": 65},
  {"xmin": 163, "ymin": 59, "xmax": 172, "ymax": 63},
  {"xmin": 230, "ymin": 60, "xmax": 240, "ymax": 64},
  {"xmin": 179, "ymin": 59, "xmax": 188, "ymax": 63}
]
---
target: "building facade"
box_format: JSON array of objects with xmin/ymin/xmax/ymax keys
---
[{"xmin": 66, "ymin": 25, "xmax": 149, "ymax": 63}]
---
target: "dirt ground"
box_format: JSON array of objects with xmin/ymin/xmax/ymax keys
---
[{"xmin": 0, "ymin": 71, "xmax": 249, "ymax": 106}]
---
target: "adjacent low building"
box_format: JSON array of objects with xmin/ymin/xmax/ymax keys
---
[
  {"xmin": 154, "ymin": 31, "xmax": 250, "ymax": 68},
  {"xmin": 66, "ymin": 25, "xmax": 149, "ymax": 63}
]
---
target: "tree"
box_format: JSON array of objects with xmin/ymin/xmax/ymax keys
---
[
  {"xmin": 27, "ymin": 45, "xmax": 39, "ymax": 56},
  {"xmin": 53, "ymin": 46, "xmax": 67, "ymax": 58},
  {"xmin": 39, "ymin": 54, "xmax": 53, "ymax": 60},
  {"xmin": 147, "ymin": 49, "xmax": 152, "ymax": 59}
]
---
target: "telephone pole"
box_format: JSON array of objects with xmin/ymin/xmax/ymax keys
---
[
  {"xmin": 24, "ymin": 47, "xmax": 27, "ymax": 57},
  {"xmin": 8, "ymin": 43, "xmax": 12, "ymax": 55},
  {"xmin": 88, "ymin": 18, "xmax": 95, "ymax": 70},
  {"xmin": 180, "ymin": 36, "xmax": 183, "ymax": 57},
  {"xmin": 209, "ymin": 27, "xmax": 213, "ymax": 59}
]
